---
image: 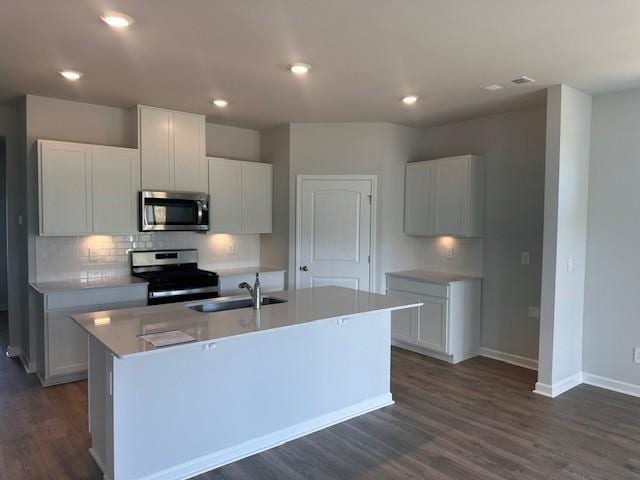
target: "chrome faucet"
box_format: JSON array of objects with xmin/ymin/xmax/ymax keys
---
[{"xmin": 239, "ymin": 273, "xmax": 262, "ymax": 310}]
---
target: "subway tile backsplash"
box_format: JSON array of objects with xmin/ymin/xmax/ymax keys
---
[{"xmin": 35, "ymin": 232, "xmax": 261, "ymax": 282}]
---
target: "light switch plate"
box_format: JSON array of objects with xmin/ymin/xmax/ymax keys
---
[
  {"xmin": 446, "ymin": 247, "xmax": 454, "ymax": 259},
  {"xmin": 567, "ymin": 257, "xmax": 574, "ymax": 272},
  {"xmin": 634, "ymin": 347, "xmax": 640, "ymax": 364},
  {"xmin": 521, "ymin": 252, "xmax": 530, "ymax": 265}
]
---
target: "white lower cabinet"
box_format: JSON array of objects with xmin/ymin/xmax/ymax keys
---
[
  {"xmin": 386, "ymin": 273, "xmax": 481, "ymax": 364},
  {"xmin": 33, "ymin": 284, "xmax": 148, "ymax": 386}
]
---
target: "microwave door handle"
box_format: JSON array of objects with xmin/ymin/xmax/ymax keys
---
[{"xmin": 197, "ymin": 201, "xmax": 204, "ymax": 224}]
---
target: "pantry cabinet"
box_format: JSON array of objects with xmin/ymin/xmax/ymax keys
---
[
  {"xmin": 208, "ymin": 157, "xmax": 272, "ymax": 234},
  {"xmin": 38, "ymin": 140, "xmax": 139, "ymax": 235},
  {"xmin": 386, "ymin": 271, "xmax": 481, "ymax": 364},
  {"xmin": 404, "ymin": 155, "xmax": 485, "ymax": 237},
  {"xmin": 138, "ymin": 105, "xmax": 207, "ymax": 193}
]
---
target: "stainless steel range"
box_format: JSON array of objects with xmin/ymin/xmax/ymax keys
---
[{"xmin": 131, "ymin": 249, "xmax": 219, "ymax": 305}]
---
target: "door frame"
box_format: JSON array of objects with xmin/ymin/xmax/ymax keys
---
[{"xmin": 295, "ymin": 174, "xmax": 378, "ymax": 291}]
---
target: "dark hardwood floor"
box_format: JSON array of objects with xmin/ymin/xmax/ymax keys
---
[{"xmin": 2, "ymin": 313, "xmax": 640, "ymax": 479}]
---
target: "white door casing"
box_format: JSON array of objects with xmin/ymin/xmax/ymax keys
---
[{"xmin": 296, "ymin": 176, "xmax": 376, "ymax": 291}]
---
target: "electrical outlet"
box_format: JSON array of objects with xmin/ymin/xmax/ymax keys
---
[
  {"xmin": 445, "ymin": 247, "xmax": 454, "ymax": 259},
  {"xmin": 567, "ymin": 257, "xmax": 574, "ymax": 272},
  {"xmin": 634, "ymin": 347, "xmax": 640, "ymax": 364},
  {"xmin": 528, "ymin": 306, "xmax": 540, "ymax": 318},
  {"xmin": 226, "ymin": 243, "xmax": 237, "ymax": 255},
  {"xmin": 521, "ymin": 252, "xmax": 530, "ymax": 265}
]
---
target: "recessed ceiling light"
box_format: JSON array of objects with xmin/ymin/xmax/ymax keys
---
[
  {"xmin": 212, "ymin": 99, "xmax": 228, "ymax": 108},
  {"xmin": 100, "ymin": 12, "xmax": 134, "ymax": 28},
  {"xmin": 511, "ymin": 75, "xmax": 535, "ymax": 85},
  {"xmin": 401, "ymin": 95, "xmax": 419, "ymax": 105},
  {"xmin": 289, "ymin": 63, "xmax": 311, "ymax": 75},
  {"xmin": 484, "ymin": 84, "xmax": 503, "ymax": 91},
  {"xmin": 59, "ymin": 70, "xmax": 82, "ymax": 81}
]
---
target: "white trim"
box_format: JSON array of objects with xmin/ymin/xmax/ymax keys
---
[
  {"xmin": 5, "ymin": 345, "xmax": 21, "ymax": 358},
  {"xmin": 479, "ymin": 347, "xmax": 538, "ymax": 371},
  {"xmin": 18, "ymin": 352, "xmax": 36, "ymax": 374},
  {"xmin": 295, "ymin": 175, "xmax": 378, "ymax": 292},
  {"xmin": 392, "ymin": 340, "xmax": 454, "ymax": 364},
  {"xmin": 89, "ymin": 448, "xmax": 112, "ymax": 480},
  {"xmin": 582, "ymin": 372, "xmax": 640, "ymax": 399},
  {"xmin": 533, "ymin": 372, "xmax": 582, "ymax": 398},
  {"xmin": 137, "ymin": 394, "xmax": 393, "ymax": 480}
]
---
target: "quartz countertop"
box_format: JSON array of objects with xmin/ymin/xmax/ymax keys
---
[
  {"xmin": 72, "ymin": 286, "xmax": 421, "ymax": 359},
  {"xmin": 386, "ymin": 270, "xmax": 481, "ymax": 284},
  {"xmin": 215, "ymin": 266, "xmax": 286, "ymax": 276},
  {"xmin": 30, "ymin": 276, "xmax": 149, "ymax": 294}
]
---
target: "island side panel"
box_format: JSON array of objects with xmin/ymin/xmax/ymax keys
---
[
  {"xmin": 110, "ymin": 311, "xmax": 392, "ymax": 480},
  {"xmin": 88, "ymin": 336, "xmax": 115, "ymax": 480}
]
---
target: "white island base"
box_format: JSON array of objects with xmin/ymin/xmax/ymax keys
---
[{"xmin": 89, "ymin": 310, "xmax": 393, "ymax": 480}]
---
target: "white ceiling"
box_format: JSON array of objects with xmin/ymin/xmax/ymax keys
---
[{"xmin": 1, "ymin": 0, "xmax": 639, "ymax": 129}]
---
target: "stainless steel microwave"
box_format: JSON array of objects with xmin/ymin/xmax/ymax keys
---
[{"xmin": 139, "ymin": 191, "xmax": 209, "ymax": 232}]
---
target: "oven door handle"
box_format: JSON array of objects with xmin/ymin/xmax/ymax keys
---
[{"xmin": 149, "ymin": 286, "xmax": 219, "ymax": 299}]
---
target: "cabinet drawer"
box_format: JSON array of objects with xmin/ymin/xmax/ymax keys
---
[
  {"xmin": 387, "ymin": 276, "xmax": 448, "ymax": 298},
  {"xmin": 46, "ymin": 285, "xmax": 148, "ymax": 310}
]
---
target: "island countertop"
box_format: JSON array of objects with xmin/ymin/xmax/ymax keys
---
[{"xmin": 72, "ymin": 286, "xmax": 421, "ymax": 359}]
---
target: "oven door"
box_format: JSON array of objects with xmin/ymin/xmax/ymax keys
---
[{"xmin": 140, "ymin": 191, "xmax": 209, "ymax": 232}]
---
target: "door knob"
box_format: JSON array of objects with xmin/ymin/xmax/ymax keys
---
[{"xmin": 299, "ymin": 265, "xmax": 309, "ymax": 272}]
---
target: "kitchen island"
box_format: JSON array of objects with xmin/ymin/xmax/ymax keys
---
[{"xmin": 73, "ymin": 286, "xmax": 421, "ymax": 480}]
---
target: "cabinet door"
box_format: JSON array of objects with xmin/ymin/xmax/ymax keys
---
[
  {"xmin": 39, "ymin": 141, "xmax": 92, "ymax": 235},
  {"xmin": 434, "ymin": 156, "xmax": 469, "ymax": 235},
  {"xmin": 404, "ymin": 162, "xmax": 435, "ymax": 234},
  {"xmin": 173, "ymin": 111, "xmax": 206, "ymax": 192},
  {"xmin": 388, "ymin": 289, "xmax": 418, "ymax": 344},
  {"xmin": 140, "ymin": 106, "xmax": 172, "ymax": 190},
  {"xmin": 416, "ymin": 295, "xmax": 449, "ymax": 353},
  {"xmin": 46, "ymin": 309, "xmax": 90, "ymax": 378},
  {"xmin": 92, "ymin": 146, "xmax": 140, "ymax": 233},
  {"xmin": 208, "ymin": 157, "xmax": 242, "ymax": 233},
  {"xmin": 241, "ymin": 162, "xmax": 272, "ymax": 233}
]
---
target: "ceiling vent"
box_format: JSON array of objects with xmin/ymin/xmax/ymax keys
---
[{"xmin": 511, "ymin": 76, "xmax": 535, "ymax": 85}]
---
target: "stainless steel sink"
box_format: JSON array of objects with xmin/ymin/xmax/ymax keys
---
[{"xmin": 189, "ymin": 296, "xmax": 287, "ymax": 313}]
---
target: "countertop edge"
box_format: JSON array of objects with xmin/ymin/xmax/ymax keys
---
[
  {"xmin": 385, "ymin": 270, "xmax": 481, "ymax": 284},
  {"xmin": 30, "ymin": 278, "xmax": 149, "ymax": 295}
]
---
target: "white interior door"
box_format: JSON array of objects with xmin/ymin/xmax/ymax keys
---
[{"xmin": 297, "ymin": 177, "xmax": 373, "ymax": 291}]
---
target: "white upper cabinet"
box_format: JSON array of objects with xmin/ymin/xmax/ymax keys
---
[
  {"xmin": 208, "ymin": 157, "xmax": 272, "ymax": 234},
  {"xmin": 38, "ymin": 140, "xmax": 139, "ymax": 236},
  {"xmin": 404, "ymin": 155, "xmax": 485, "ymax": 237},
  {"xmin": 208, "ymin": 157, "xmax": 242, "ymax": 233},
  {"xmin": 138, "ymin": 105, "xmax": 206, "ymax": 193},
  {"xmin": 92, "ymin": 146, "xmax": 140, "ymax": 234},
  {"xmin": 241, "ymin": 161, "xmax": 272, "ymax": 234},
  {"xmin": 39, "ymin": 141, "xmax": 93, "ymax": 235}
]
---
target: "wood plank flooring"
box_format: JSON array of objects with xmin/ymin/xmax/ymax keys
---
[{"xmin": 1, "ymin": 314, "xmax": 639, "ymax": 479}]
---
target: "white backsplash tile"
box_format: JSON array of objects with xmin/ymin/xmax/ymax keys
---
[{"xmin": 35, "ymin": 232, "xmax": 261, "ymax": 282}]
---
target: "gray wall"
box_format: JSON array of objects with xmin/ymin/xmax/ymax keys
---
[
  {"xmin": 583, "ymin": 87, "xmax": 640, "ymax": 387},
  {"xmin": 419, "ymin": 106, "xmax": 547, "ymax": 361},
  {"xmin": 0, "ymin": 103, "xmax": 24, "ymax": 355},
  {"xmin": 538, "ymin": 85, "xmax": 592, "ymax": 390},
  {"xmin": 260, "ymin": 125, "xmax": 291, "ymax": 281},
  {"xmin": 206, "ymin": 123, "xmax": 260, "ymax": 162},
  {"xmin": 0, "ymin": 138, "xmax": 7, "ymax": 309}
]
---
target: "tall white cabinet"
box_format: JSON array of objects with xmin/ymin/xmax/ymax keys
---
[
  {"xmin": 38, "ymin": 140, "xmax": 139, "ymax": 235},
  {"xmin": 208, "ymin": 157, "xmax": 272, "ymax": 233},
  {"xmin": 386, "ymin": 271, "xmax": 481, "ymax": 364},
  {"xmin": 138, "ymin": 105, "xmax": 207, "ymax": 193},
  {"xmin": 405, "ymin": 155, "xmax": 485, "ymax": 237}
]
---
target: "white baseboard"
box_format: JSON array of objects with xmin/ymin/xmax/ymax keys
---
[
  {"xmin": 5, "ymin": 345, "xmax": 21, "ymax": 358},
  {"xmin": 582, "ymin": 372, "xmax": 640, "ymax": 399},
  {"xmin": 478, "ymin": 347, "xmax": 538, "ymax": 371},
  {"xmin": 391, "ymin": 340, "xmax": 454, "ymax": 363},
  {"xmin": 533, "ymin": 372, "xmax": 583, "ymax": 398},
  {"xmin": 123, "ymin": 394, "xmax": 393, "ymax": 480},
  {"xmin": 18, "ymin": 352, "xmax": 36, "ymax": 374}
]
